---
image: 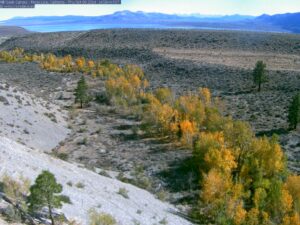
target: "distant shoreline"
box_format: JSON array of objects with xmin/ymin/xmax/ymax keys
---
[
  {"xmin": 3, "ymin": 24, "xmax": 290, "ymax": 34},
  {"xmin": 2, "ymin": 11, "xmax": 300, "ymax": 33}
]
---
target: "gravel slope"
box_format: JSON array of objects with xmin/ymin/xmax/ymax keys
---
[{"xmin": 0, "ymin": 137, "xmax": 191, "ymax": 225}]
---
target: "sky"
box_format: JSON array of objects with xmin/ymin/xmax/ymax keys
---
[{"xmin": 0, "ymin": 0, "xmax": 300, "ymax": 20}]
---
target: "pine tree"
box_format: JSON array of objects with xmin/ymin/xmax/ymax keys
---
[
  {"xmin": 74, "ymin": 75, "xmax": 89, "ymax": 108},
  {"xmin": 27, "ymin": 171, "xmax": 67, "ymax": 225},
  {"xmin": 253, "ymin": 61, "xmax": 268, "ymax": 92},
  {"xmin": 288, "ymin": 93, "xmax": 300, "ymax": 130}
]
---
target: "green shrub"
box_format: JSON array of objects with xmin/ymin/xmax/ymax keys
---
[
  {"xmin": 95, "ymin": 92, "xmax": 110, "ymax": 105},
  {"xmin": 1, "ymin": 174, "xmax": 30, "ymax": 201},
  {"xmin": 89, "ymin": 209, "xmax": 117, "ymax": 225},
  {"xmin": 156, "ymin": 190, "xmax": 168, "ymax": 201},
  {"xmin": 60, "ymin": 195, "xmax": 72, "ymax": 204},
  {"xmin": 77, "ymin": 137, "xmax": 88, "ymax": 145},
  {"xmin": 76, "ymin": 182, "xmax": 85, "ymax": 189},
  {"xmin": 3, "ymin": 205, "xmax": 22, "ymax": 223},
  {"xmin": 117, "ymin": 188, "xmax": 129, "ymax": 199},
  {"xmin": 56, "ymin": 152, "xmax": 69, "ymax": 161},
  {"xmin": 98, "ymin": 170, "xmax": 111, "ymax": 178},
  {"xmin": 159, "ymin": 217, "xmax": 168, "ymax": 225}
]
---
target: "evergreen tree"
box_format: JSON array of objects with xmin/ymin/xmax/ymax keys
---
[
  {"xmin": 27, "ymin": 171, "xmax": 67, "ymax": 225},
  {"xmin": 74, "ymin": 75, "xmax": 88, "ymax": 108},
  {"xmin": 253, "ymin": 61, "xmax": 268, "ymax": 92},
  {"xmin": 288, "ymin": 93, "xmax": 300, "ymax": 130}
]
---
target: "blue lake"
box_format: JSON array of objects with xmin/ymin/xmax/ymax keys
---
[{"xmin": 21, "ymin": 23, "xmax": 229, "ymax": 32}]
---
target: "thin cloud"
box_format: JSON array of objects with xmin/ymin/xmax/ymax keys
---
[{"xmin": 0, "ymin": 0, "xmax": 299, "ymax": 20}]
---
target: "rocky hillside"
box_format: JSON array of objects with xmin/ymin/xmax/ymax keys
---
[
  {"xmin": 2, "ymin": 29, "xmax": 300, "ymax": 56},
  {"xmin": 0, "ymin": 26, "xmax": 31, "ymax": 36},
  {"xmin": 0, "ymin": 136, "xmax": 191, "ymax": 225}
]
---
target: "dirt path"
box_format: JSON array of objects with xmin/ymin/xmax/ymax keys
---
[{"xmin": 154, "ymin": 48, "xmax": 300, "ymax": 71}]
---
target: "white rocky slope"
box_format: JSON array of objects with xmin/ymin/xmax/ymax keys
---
[
  {"xmin": 0, "ymin": 82, "xmax": 70, "ymax": 152},
  {"xmin": 0, "ymin": 137, "xmax": 192, "ymax": 225}
]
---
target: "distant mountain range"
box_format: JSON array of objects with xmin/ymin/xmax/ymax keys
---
[
  {"xmin": 256, "ymin": 13, "xmax": 300, "ymax": 33},
  {"xmin": 1, "ymin": 11, "xmax": 300, "ymax": 33}
]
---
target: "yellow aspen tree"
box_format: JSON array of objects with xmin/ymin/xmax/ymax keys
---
[
  {"xmin": 226, "ymin": 184, "xmax": 246, "ymax": 225},
  {"xmin": 253, "ymin": 188, "xmax": 267, "ymax": 209},
  {"xmin": 157, "ymin": 103, "xmax": 177, "ymax": 134},
  {"xmin": 175, "ymin": 95, "xmax": 205, "ymax": 125},
  {"xmin": 57, "ymin": 58, "xmax": 65, "ymax": 71},
  {"xmin": 199, "ymin": 87, "xmax": 211, "ymax": 105},
  {"xmin": 87, "ymin": 60, "xmax": 95, "ymax": 70},
  {"xmin": 179, "ymin": 120, "xmax": 197, "ymax": 147},
  {"xmin": 282, "ymin": 213, "xmax": 300, "ymax": 225},
  {"xmin": 285, "ymin": 175, "xmax": 300, "ymax": 211},
  {"xmin": 245, "ymin": 208, "xmax": 260, "ymax": 225},
  {"xmin": 129, "ymin": 75, "xmax": 142, "ymax": 91},
  {"xmin": 233, "ymin": 202, "xmax": 247, "ymax": 225},
  {"xmin": 142, "ymin": 79, "xmax": 149, "ymax": 90},
  {"xmin": 24, "ymin": 54, "xmax": 33, "ymax": 62},
  {"xmin": 76, "ymin": 57, "xmax": 86, "ymax": 71},
  {"xmin": 201, "ymin": 169, "xmax": 232, "ymax": 205},
  {"xmin": 124, "ymin": 64, "xmax": 144, "ymax": 79},
  {"xmin": 281, "ymin": 188, "xmax": 294, "ymax": 214},
  {"xmin": 47, "ymin": 53, "xmax": 56, "ymax": 69},
  {"xmin": 63, "ymin": 55, "xmax": 73, "ymax": 71},
  {"xmin": 204, "ymin": 146, "xmax": 237, "ymax": 174},
  {"xmin": 154, "ymin": 88, "xmax": 174, "ymax": 104},
  {"xmin": 251, "ymin": 137, "xmax": 285, "ymax": 177},
  {"xmin": 193, "ymin": 131, "xmax": 224, "ymax": 161}
]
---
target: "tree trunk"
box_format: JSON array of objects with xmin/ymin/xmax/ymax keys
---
[
  {"xmin": 258, "ymin": 82, "xmax": 261, "ymax": 92},
  {"xmin": 80, "ymin": 100, "xmax": 83, "ymax": 108},
  {"xmin": 48, "ymin": 204, "xmax": 55, "ymax": 225}
]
